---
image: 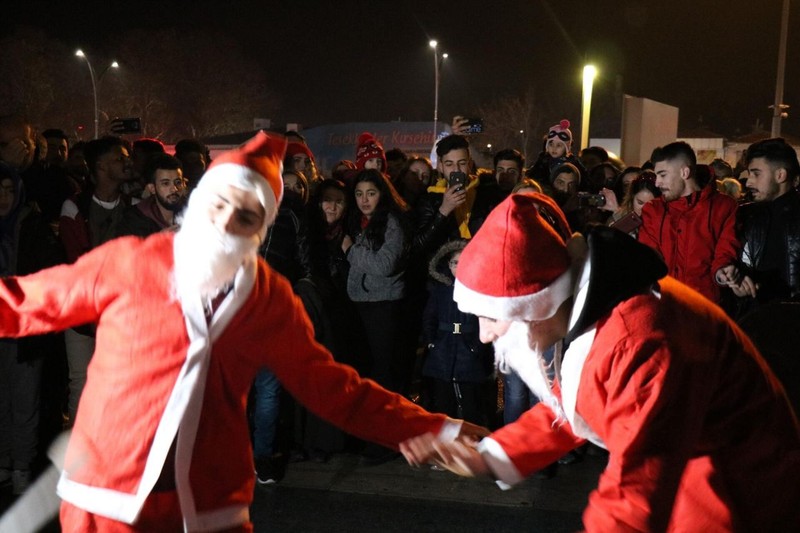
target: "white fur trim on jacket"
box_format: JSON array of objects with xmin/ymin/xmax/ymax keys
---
[{"xmin": 454, "ymin": 266, "xmax": 574, "ymax": 322}]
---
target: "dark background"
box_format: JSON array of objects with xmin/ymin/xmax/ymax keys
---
[{"xmin": 2, "ymin": 0, "xmax": 797, "ymax": 138}]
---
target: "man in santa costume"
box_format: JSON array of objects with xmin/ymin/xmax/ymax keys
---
[
  {"xmin": 400, "ymin": 192, "xmax": 800, "ymax": 531},
  {"xmin": 0, "ymin": 132, "xmax": 482, "ymax": 532}
]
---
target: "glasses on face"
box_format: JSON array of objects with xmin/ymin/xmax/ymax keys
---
[
  {"xmin": 0, "ymin": 185, "xmax": 15, "ymax": 196},
  {"xmin": 547, "ymin": 130, "xmax": 571, "ymax": 143}
]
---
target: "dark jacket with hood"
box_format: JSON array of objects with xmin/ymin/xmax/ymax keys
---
[{"xmin": 421, "ymin": 240, "xmax": 493, "ymax": 383}]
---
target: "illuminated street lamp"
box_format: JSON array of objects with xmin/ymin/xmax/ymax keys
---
[
  {"xmin": 581, "ymin": 65, "xmax": 597, "ymax": 151},
  {"xmin": 75, "ymin": 49, "xmax": 119, "ymax": 139},
  {"xmin": 429, "ymin": 40, "xmax": 448, "ymax": 142}
]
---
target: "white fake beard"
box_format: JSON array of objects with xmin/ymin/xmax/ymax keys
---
[
  {"xmin": 494, "ymin": 321, "xmax": 565, "ymax": 421},
  {"xmin": 172, "ymin": 195, "xmax": 260, "ymax": 302}
]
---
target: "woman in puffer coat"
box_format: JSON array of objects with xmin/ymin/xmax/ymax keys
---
[{"xmin": 421, "ymin": 239, "xmax": 493, "ymax": 425}]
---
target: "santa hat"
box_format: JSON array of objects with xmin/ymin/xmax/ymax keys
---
[
  {"xmin": 454, "ymin": 192, "xmax": 574, "ymax": 321},
  {"xmin": 355, "ymin": 132, "xmax": 386, "ymax": 171},
  {"xmin": 196, "ymin": 131, "xmax": 286, "ymax": 236},
  {"xmin": 547, "ymin": 119, "xmax": 573, "ymax": 146},
  {"xmin": 286, "ymin": 142, "xmax": 315, "ymax": 162}
]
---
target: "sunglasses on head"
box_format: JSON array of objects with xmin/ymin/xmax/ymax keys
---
[{"xmin": 547, "ymin": 130, "xmax": 571, "ymax": 143}]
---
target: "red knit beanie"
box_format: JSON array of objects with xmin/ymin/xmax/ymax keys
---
[{"xmin": 355, "ymin": 133, "xmax": 386, "ymax": 171}]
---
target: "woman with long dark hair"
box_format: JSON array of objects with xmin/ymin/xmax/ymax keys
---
[{"xmin": 343, "ymin": 169, "xmax": 408, "ymax": 394}]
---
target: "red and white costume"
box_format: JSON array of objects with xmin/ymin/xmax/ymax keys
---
[
  {"xmin": 455, "ymin": 193, "xmax": 800, "ymax": 532},
  {"xmin": 0, "ymin": 133, "xmax": 453, "ymax": 532}
]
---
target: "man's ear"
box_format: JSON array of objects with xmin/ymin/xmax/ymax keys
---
[
  {"xmin": 145, "ymin": 183, "xmax": 155, "ymax": 195},
  {"xmin": 775, "ymin": 167, "xmax": 789, "ymax": 185},
  {"xmin": 681, "ymin": 165, "xmax": 691, "ymax": 181}
]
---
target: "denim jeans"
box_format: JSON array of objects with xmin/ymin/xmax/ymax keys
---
[{"xmin": 252, "ymin": 368, "xmax": 281, "ymax": 459}]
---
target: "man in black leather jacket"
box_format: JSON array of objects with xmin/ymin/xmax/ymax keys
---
[
  {"xmin": 411, "ymin": 135, "xmax": 503, "ymax": 261},
  {"xmin": 728, "ymin": 138, "xmax": 800, "ymax": 309}
]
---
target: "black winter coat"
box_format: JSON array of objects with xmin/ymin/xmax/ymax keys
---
[{"xmin": 421, "ymin": 283, "xmax": 493, "ymax": 383}]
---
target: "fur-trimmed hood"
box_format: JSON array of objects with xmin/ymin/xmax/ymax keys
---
[{"xmin": 428, "ymin": 239, "xmax": 469, "ymax": 286}]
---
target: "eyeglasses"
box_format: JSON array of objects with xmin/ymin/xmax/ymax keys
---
[{"xmin": 547, "ymin": 130, "xmax": 571, "ymax": 143}]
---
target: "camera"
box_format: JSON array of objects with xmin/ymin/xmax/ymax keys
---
[
  {"xmin": 448, "ymin": 171, "xmax": 468, "ymax": 191},
  {"xmin": 463, "ymin": 118, "xmax": 484, "ymax": 134},
  {"xmin": 576, "ymin": 192, "xmax": 606, "ymax": 207}
]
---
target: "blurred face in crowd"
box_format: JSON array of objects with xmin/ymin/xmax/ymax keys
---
[
  {"xmin": 438, "ymin": 148, "xmax": 470, "ymax": 178},
  {"xmin": 0, "ymin": 178, "xmax": 15, "ymax": 217},
  {"xmin": 552, "ymin": 171, "xmax": 578, "ymax": 195},
  {"xmin": 401, "ymin": 160, "xmax": 432, "ymax": 199},
  {"xmin": 654, "ymin": 158, "xmax": 691, "ymax": 201},
  {"xmin": 355, "ymin": 180, "xmax": 381, "ymax": 218},
  {"xmin": 97, "ymin": 144, "xmax": 133, "ymax": 183},
  {"xmin": 746, "ymin": 157, "xmax": 785, "ymax": 202},
  {"xmin": 46, "ymin": 137, "xmax": 69, "ymax": 166},
  {"xmin": 148, "ymin": 168, "xmax": 187, "ymax": 212},
  {"xmin": 632, "ymin": 189, "xmax": 656, "ymax": 217},
  {"xmin": 620, "ymin": 170, "xmax": 640, "ymax": 192},
  {"xmin": 0, "ymin": 123, "xmax": 35, "ymax": 171},
  {"xmin": 180, "ymin": 151, "xmax": 208, "ymax": 184},
  {"xmin": 448, "ymin": 251, "xmax": 461, "ymax": 278},
  {"xmin": 364, "ymin": 157, "xmax": 383, "ymax": 171},
  {"xmin": 546, "ymin": 139, "xmax": 568, "ymax": 159},
  {"xmin": 282, "ymin": 172, "xmax": 305, "ymax": 197},
  {"xmin": 292, "ymin": 154, "xmax": 310, "ymax": 174},
  {"xmin": 320, "ymin": 187, "xmax": 346, "ymax": 225},
  {"xmin": 67, "ymin": 147, "xmax": 89, "ymax": 180},
  {"xmin": 408, "ymin": 160, "xmax": 432, "ymax": 187},
  {"xmin": 495, "ymin": 159, "xmax": 521, "ymax": 192}
]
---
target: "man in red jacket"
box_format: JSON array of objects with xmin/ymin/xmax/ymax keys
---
[
  {"xmin": 638, "ymin": 141, "xmax": 741, "ymax": 305},
  {"xmin": 0, "ymin": 132, "xmax": 482, "ymax": 532},
  {"xmin": 400, "ymin": 192, "xmax": 800, "ymax": 532}
]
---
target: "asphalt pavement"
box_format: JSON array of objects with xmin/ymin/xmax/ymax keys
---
[{"xmin": 251, "ymin": 451, "xmax": 606, "ymax": 532}]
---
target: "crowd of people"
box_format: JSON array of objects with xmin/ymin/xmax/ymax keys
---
[{"xmin": 0, "ymin": 111, "xmax": 799, "ymax": 529}]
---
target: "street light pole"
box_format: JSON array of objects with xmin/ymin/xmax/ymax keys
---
[
  {"xmin": 581, "ymin": 65, "xmax": 597, "ymax": 151},
  {"xmin": 430, "ymin": 40, "xmax": 440, "ymax": 142},
  {"xmin": 75, "ymin": 49, "xmax": 99, "ymax": 140},
  {"xmin": 771, "ymin": 0, "xmax": 791, "ymax": 137},
  {"xmin": 75, "ymin": 50, "xmax": 119, "ymax": 140}
]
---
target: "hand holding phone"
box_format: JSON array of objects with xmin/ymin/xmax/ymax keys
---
[
  {"xmin": 610, "ymin": 211, "xmax": 642, "ymax": 234},
  {"xmin": 448, "ymin": 171, "xmax": 468, "ymax": 192}
]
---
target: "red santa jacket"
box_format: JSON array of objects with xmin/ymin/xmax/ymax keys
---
[
  {"xmin": 638, "ymin": 186, "xmax": 740, "ymax": 303},
  {"xmin": 480, "ymin": 273, "xmax": 800, "ymax": 532},
  {"xmin": 0, "ymin": 232, "xmax": 449, "ymax": 531}
]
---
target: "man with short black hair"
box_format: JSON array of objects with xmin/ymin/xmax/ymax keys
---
[
  {"xmin": 174, "ymin": 138, "xmax": 209, "ymax": 190},
  {"xmin": 115, "ymin": 153, "xmax": 187, "ymax": 238},
  {"xmin": 59, "ymin": 135, "xmax": 133, "ymax": 424},
  {"xmin": 638, "ymin": 141, "xmax": 741, "ymax": 305},
  {"xmin": 727, "ymin": 138, "xmax": 800, "ymax": 306},
  {"xmin": 414, "ymin": 135, "xmax": 501, "ymax": 256},
  {"xmin": 42, "ymin": 129, "xmax": 69, "ymax": 167},
  {"xmin": 493, "ymin": 149, "xmax": 524, "ymax": 193}
]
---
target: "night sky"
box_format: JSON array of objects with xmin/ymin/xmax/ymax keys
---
[{"xmin": 3, "ymin": 0, "xmax": 799, "ymax": 137}]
